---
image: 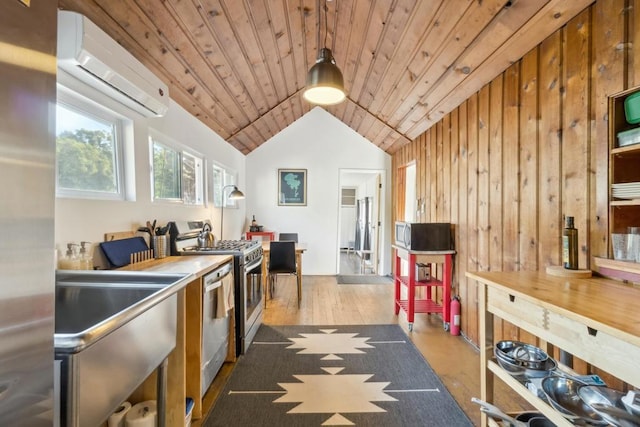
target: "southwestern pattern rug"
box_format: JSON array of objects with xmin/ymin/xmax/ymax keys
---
[{"xmin": 205, "ymin": 324, "xmax": 472, "ymax": 426}]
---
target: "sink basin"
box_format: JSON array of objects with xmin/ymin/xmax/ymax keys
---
[{"xmin": 54, "ymin": 270, "xmax": 193, "ymax": 427}]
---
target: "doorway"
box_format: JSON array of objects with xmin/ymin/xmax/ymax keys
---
[{"xmin": 337, "ymin": 169, "xmax": 384, "ymax": 275}]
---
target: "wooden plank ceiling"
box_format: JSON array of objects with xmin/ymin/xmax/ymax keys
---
[{"xmin": 57, "ymin": 0, "xmax": 594, "ymax": 155}]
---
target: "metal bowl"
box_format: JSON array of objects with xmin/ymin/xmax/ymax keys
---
[
  {"xmin": 495, "ymin": 350, "xmax": 557, "ymax": 379},
  {"xmin": 578, "ymin": 386, "xmax": 640, "ymax": 427},
  {"xmin": 495, "ymin": 340, "xmax": 549, "ymax": 369},
  {"xmin": 541, "ymin": 376, "xmax": 606, "ymax": 425}
]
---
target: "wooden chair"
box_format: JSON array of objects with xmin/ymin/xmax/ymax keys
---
[
  {"xmin": 266, "ymin": 241, "xmax": 299, "ymax": 307},
  {"xmin": 278, "ymin": 232, "xmax": 298, "ymax": 243}
]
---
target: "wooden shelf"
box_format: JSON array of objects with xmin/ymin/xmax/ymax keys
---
[
  {"xmin": 594, "ymin": 256, "xmax": 640, "ymax": 283},
  {"xmin": 393, "ymin": 248, "xmax": 453, "ymax": 331},
  {"xmin": 610, "ymin": 199, "xmax": 640, "ymax": 206},
  {"xmin": 487, "ymin": 361, "xmax": 572, "ymax": 426},
  {"xmin": 609, "ymin": 88, "xmax": 640, "ymax": 246},
  {"xmin": 470, "ymin": 270, "xmax": 640, "ymax": 427}
]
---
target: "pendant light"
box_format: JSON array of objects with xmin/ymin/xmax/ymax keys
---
[{"xmin": 303, "ymin": 0, "xmax": 346, "ymax": 105}]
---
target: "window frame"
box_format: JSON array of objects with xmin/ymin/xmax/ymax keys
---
[
  {"xmin": 55, "ymin": 88, "xmax": 127, "ymax": 201},
  {"xmin": 212, "ymin": 163, "xmax": 239, "ymax": 208}
]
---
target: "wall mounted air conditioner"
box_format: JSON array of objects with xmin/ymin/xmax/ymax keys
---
[{"xmin": 57, "ymin": 11, "xmax": 169, "ymax": 117}]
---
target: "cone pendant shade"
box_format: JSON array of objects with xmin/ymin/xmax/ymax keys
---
[{"xmin": 303, "ymin": 47, "xmax": 346, "ymax": 105}]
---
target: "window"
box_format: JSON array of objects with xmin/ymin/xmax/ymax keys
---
[
  {"xmin": 212, "ymin": 163, "xmax": 238, "ymax": 208},
  {"xmin": 150, "ymin": 132, "xmax": 204, "ymax": 205},
  {"xmin": 341, "ymin": 187, "xmax": 357, "ymax": 207},
  {"xmin": 55, "ymin": 92, "xmax": 126, "ymax": 200}
]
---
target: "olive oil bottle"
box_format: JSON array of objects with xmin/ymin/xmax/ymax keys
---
[{"xmin": 562, "ymin": 216, "xmax": 578, "ymax": 269}]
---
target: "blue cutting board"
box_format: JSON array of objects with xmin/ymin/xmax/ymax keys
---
[{"xmin": 100, "ymin": 237, "xmax": 149, "ymax": 268}]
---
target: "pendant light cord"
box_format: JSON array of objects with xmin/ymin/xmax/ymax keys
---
[
  {"xmin": 324, "ymin": 1, "xmax": 328, "ymax": 49},
  {"xmin": 332, "ymin": 0, "xmax": 338, "ymax": 52}
]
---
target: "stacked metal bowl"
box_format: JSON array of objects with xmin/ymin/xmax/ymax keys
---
[{"xmin": 494, "ymin": 340, "xmax": 557, "ymax": 379}]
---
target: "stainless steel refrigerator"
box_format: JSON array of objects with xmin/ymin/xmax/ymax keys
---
[{"xmin": 1, "ymin": 0, "xmax": 57, "ymax": 425}]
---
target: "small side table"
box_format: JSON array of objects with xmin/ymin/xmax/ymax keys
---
[
  {"xmin": 246, "ymin": 231, "xmax": 275, "ymax": 241},
  {"xmin": 392, "ymin": 246, "xmax": 455, "ymax": 331}
]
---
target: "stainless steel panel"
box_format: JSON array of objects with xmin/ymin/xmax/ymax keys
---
[
  {"xmin": 1, "ymin": 1, "xmax": 57, "ymax": 425},
  {"xmin": 57, "ymin": 292, "xmax": 177, "ymax": 427},
  {"xmin": 53, "ymin": 271, "xmax": 192, "ymax": 426},
  {"xmin": 201, "ymin": 267, "xmax": 231, "ymax": 397}
]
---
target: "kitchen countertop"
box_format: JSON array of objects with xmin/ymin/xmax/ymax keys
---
[{"xmin": 117, "ymin": 255, "xmax": 233, "ymax": 278}]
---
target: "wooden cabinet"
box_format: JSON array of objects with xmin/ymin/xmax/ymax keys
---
[
  {"xmin": 468, "ymin": 270, "xmax": 640, "ymax": 427},
  {"xmin": 120, "ymin": 255, "xmax": 234, "ymax": 426},
  {"xmin": 593, "ymin": 88, "xmax": 640, "ymax": 282},
  {"xmin": 609, "ymin": 87, "xmax": 640, "ymax": 235}
]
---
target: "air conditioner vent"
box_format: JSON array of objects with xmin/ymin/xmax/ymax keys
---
[{"xmin": 57, "ymin": 11, "xmax": 169, "ymax": 117}]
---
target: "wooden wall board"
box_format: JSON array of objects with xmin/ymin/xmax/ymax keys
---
[
  {"xmin": 502, "ymin": 62, "xmax": 521, "ymax": 275},
  {"xmin": 467, "ymin": 92, "xmax": 480, "ymax": 345},
  {"xmin": 519, "ymin": 47, "xmax": 539, "ymax": 274},
  {"xmin": 591, "ymin": 0, "xmax": 627, "ymax": 261},
  {"xmin": 489, "ymin": 76, "xmax": 504, "ymax": 274},
  {"xmin": 631, "ymin": 0, "xmax": 640, "ymax": 87},
  {"xmin": 477, "ymin": 85, "xmax": 490, "ymax": 274},
  {"xmin": 457, "ymin": 102, "xmax": 470, "ymax": 336},
  {"xmin": 562, "ymin": 9, "xmax": 591, "ymax": 270},
  {"xmin": 538, "ymin": 31, "xmax": 563, "ymax": 268},
  {"xmin": 450, "ymin": 109, "xmax": 460, "ymax": 296}
]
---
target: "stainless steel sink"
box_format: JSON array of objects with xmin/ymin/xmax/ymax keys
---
[{"xmin": 54, "ymin": 270, "xmax": 193, "ymax": 427}]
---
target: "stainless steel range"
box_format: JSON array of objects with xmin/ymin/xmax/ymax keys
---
[{"xmin": 169, "ymin": 221, "xmax": 264, "ymax": 355}]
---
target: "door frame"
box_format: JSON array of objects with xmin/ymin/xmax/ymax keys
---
[{"xmin": 337, "ymin": 168, "xmax": 386, "ymax": 275}]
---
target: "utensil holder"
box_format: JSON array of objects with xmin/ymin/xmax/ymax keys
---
[{"xmin": 152, "ymin": 235, "xmax": 169, "ymax": 259}]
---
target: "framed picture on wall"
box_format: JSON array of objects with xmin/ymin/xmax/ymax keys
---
[{"xmin": 278, "ymin": 169, "xmax": 307, "ymax": 206}]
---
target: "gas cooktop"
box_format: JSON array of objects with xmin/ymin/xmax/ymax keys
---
[{"xmin": 180, "ymin": 239, "xmax": 261, "ymax": 255}]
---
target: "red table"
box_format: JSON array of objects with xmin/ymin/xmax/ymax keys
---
[
  {"xmin": 392, "ymin": 246, "xmax": 455, "ymax": 331},
  {"xmin": 246, "ymin": 231, "xmax": 275, "ymax": 241}
]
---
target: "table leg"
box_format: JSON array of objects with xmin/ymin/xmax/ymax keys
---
[
  {"xmin": 442, "ymin": 254, "xmax": 452, "ymax": 326},
  {"xmin": 394, "ymin": 249, "xmax": 401, "ymax": 315},
  {"xmin": 262, "ymin": 253, "xmax": 269, "ymax": 308},
  {"xmin": 296, "ymin": 252, "xmax": 302, "ymax": 308},
  {"xmin": 407, "ymin": 253, "xmax": 416, "ymax": 325}
]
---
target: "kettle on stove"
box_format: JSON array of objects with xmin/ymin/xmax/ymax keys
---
[{"xmin": 198, "ymin": 223, "xmax": 215, "ymax": 248}]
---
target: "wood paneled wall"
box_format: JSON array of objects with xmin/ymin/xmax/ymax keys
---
[{"xmin": 391, "ymin": 0, "xmax": 638, "ymax": 354}]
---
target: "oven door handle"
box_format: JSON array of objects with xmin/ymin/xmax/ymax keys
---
[{"xmin": 245, "ymin": 257, "xmax": 263, "ymax": 272}]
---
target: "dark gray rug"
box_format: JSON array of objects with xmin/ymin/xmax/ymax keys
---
[
  {"xmin": 336, "ymin": 275, "xmax": 393, "ymax": 285},
  {"xmin": 204, "ymin": 324, "xmax": 472, "ymax": 426}
]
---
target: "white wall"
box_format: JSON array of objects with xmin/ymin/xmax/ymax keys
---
[
  {"xmin": 245, "ymin": 107, "xmax": 392, "ymax": 275},
  {"xmin": 55, "ymin": 75, "xmax": 246, "ymax": 267}
]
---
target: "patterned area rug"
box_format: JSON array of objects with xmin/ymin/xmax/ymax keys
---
[
  {"xmin": 204, "ymin": 324, "xmax": 472, "ymax": 426},
  {"xmin": 336, "ymin": 275, "xmax": 393, "ymax": 284}
]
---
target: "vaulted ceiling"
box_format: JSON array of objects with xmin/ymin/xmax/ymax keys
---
[{"xmin": 57, "ymin": 0, "xmax": 594, "ymax": 155}]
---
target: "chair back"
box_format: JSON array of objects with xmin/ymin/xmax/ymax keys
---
[
  {"xmin": 278, "ymin": 232, "xmax": 298, "ymax": 243},
  {"xmin": 268, "ymin": 241, "xmax": 296, "ymax": 273}
]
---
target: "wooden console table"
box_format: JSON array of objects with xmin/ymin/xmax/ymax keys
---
[{"xmin": 468, "ymin": 270, "xmax": 640, "ymax": 427}]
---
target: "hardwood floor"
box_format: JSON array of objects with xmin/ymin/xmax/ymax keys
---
[{"xmin": 198, "ymin": 270, "xmax": 529, "ymax": 426}]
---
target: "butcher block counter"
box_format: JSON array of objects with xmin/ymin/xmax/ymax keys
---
[
  {"xmin": 118, "ymin": 255, "xmax": 233, "ymax": 427},
  {"xmin": 468, "ymin": 270, "xmax": 640, "ymax": 426}
]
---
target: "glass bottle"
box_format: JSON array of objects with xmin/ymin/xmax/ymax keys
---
[{"xmin": 562, "ymin": 216, "xmax": 578, "ymax": 269}]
